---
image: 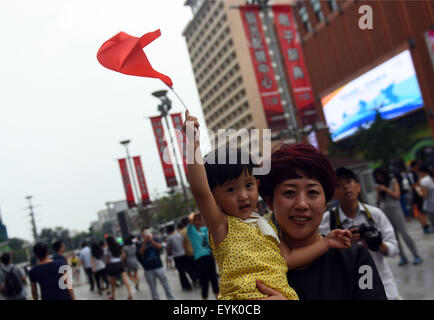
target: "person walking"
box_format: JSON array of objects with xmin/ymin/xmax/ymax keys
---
[
  {"xmin": 52, "ymin": 241, "xmax": 68, "ymax": 266},
  {"xmin": 29, "ymin": 242, "xmax": 74, "ymax": 300},
  {"xmin": 373, "ymin": 168, "xmax": 423, "ymax": 266},
  {"xmin": 139, "ymin": 227, "xmax": 175, "ymax": 300},
  {"xmin": 91, "ymin": 242, "xmax": 109, "ymax": 295},
  {"xmin": 167, "ymin": 224, "xmax": 193, "ymax": 291},
  {"xmin": 0, "ymin": 252, "xmax": 27, "ymax": 300},
  {"xmin": 123, "ymin": 235, "xmax": 141, "ymax": 291},
  {"xmin": 186, "ymin": 212, "xmax": 219, "ymax": 300},
  {"xmin": 415, "ymin": 164, "xmax": 434, "ymax": 229},
  {"xmin": 105, "ymin": 236, "xmax": 133, "ymax": 300},
  {"xmin": 79, "ymin": 242, "xmax": 95, "ymax": 291},
  {"xmin": 178, "ymin": 221, "xmax": 199, "ymax": 287}
]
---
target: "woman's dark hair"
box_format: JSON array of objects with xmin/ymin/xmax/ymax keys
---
[
  {"xmin": 91, "ymin": 242, "xmax": 103, "ymax": 260},
  {"xmin": 259, "ymin": 143, "xmax": 336, "ymax": 203},
  {"xmin": 106, "ymin": 236, "xmax": 121, "ymax": 258},
  {"xmin": 124, "ymin": 235, "xmax": 133, "ymax": 246},
  {"xmin": 204, "ymin": 146, "xmax": 260, "ymax": 191},
  {"xmin": 373, "ymin": 168, "xmax": 391, "ymax": 200},
  {"xmin": 33, "ymin": 242, "xmax": 49, "ymax": 260}
]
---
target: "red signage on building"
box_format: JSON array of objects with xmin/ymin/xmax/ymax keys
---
[
  {"xmin": 118, "ymin": 158, "xmax": 136, "ymax": 208},
  {"xmin": 170, "ymin": 113, "xmax": 188, "ymax": 178},
  {"xmin": 150, "ymin": 116, "xmax": 178, "ymax": 188},
  {"xmin": 272, "ymin": 4, "xmax": 317, "ymax": 126},
  {"xmin": 132, "ymin": 156, "xmax": 151, "ymax": 206},
  {"xmin": 240, "ymin": 5, "xmax": 287, "ymax": 131}
]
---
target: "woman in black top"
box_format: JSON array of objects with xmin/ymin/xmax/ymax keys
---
[{"xmin": 258, "ymin": 143, "xmax": 387, "ymax": 300}]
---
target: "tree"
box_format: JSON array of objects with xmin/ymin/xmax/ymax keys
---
[
  {"xmin": 354, "ymin": 111, "xmax": 412, "ymax": 168},
  {"xmin": 149, "ymin": 190, "xmax": 197, "ymax": 225}
]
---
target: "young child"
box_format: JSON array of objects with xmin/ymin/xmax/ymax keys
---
[{"xmin": 183, "ymin": 110, "xmax": 352, "ymax": 300}]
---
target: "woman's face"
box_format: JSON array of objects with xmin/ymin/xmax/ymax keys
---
[{"xmin": 269, "ymin": 171, "xmax": 326, "ymax": 242}]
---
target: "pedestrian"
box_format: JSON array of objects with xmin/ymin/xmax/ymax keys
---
[
  {"xmin": 162, "ymin": 236, "xmax": 174, "ymax": 270},
  {"xmin": 0, "ymin": 252, "xmax": 27, "ymax": 300},
  {"xmin": 123, "ymin": 235, "xmax": 141, "ymax": 291},
  {"xmin": 319, "ymin": 167, "xmax": 401, "ymax": 300},
  {"xmin": 91, "ymin": 242, "xmax": 110, "ymax": 295},
  {"xmin": 394, "ymin": 170, "xmax": 411, "ymax": 220},
  {"xmin": 186, "ymin": 213, "xmax": 220, "ymax": 300},
  {"xmin": 167, "ymin": 224, "xmax": 193, "ymax": 291},
  {"xmin": 29, "ymin": 242, "xmax": 74, "ymax": 300},
  {"xmin": 79, "ymin": 242, "xmax": 95, "ymax": 291},
  {"xmin": 408, "ymin": 161, "xmax": 433, "ymax": 234},
  {"xmin": 139, "ymin": 227, "xmax": 175, "ymax": 300},
  {"xmin": 105, "ymin": 236, "xmax": 133, "ymax": 300},
  {"xmin": 52, "ymin": 240, "xmax": 68, "ymax": 266},
  {"xmin": 70, "ymin": 253, "xmax": 80, "ymax": 285},
  {"xmin": 415, "ymin": 164, "xmax": 434, "ymax": 229},
  {"xmin": 257, "ymin": 143, "xmax": 387, "ymax": 300},
  {"xmin": 183, "ymin": 111, "xmax": 351, "ymax": 300},
  {"xmin": 373, "ymin": 167, "xmax": 423, "ymax": 266},
  {"xmin": 177, "ymin": 221, "xmax": 199, "ymax": 286}
]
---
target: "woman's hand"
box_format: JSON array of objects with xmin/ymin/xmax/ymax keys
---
[
  {"xmin": 255, "ymin": 280, "xmax": 287, "ymax": 300},
  {"xmin": 325, "ymin": 229, "xmax": 352, "ymax": 249}
]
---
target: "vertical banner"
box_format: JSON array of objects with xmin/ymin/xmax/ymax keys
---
[
  {"xmin": 425, "ymin": 29, "xmax": 434, "ymax": 70},
  {"xmin": 132, "ymin": 156, "xmax": 151, "ymax": 206},
  {"xmin": 150, "ymin": 116, "xmax": 178, "ymax": 188},
  {"xmin": 239, "ymin": 5, "xmax": 287, "ymax": 131},
  {"xmin": 118, "ymin": 158, "xmax": 136, "ymax": 208},
  {"xmin": 272, "ymin": 4, "xmax": 317, "ymax": 126},
  {"xmin": 170, "ymin": 113, "xmax": 188, "ymax": 177}
]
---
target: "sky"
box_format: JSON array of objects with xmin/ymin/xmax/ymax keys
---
[{"xmin": 0, "ymin": 0, "xmax": 212, "ymax": 242}]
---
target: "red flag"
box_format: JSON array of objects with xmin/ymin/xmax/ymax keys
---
[{"xmin": 97, "ymin": 29, "xmax": 173, "ymax": 87}]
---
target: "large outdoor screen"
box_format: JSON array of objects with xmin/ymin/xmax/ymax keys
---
[{"xmin": 321, "ymin": 50, "xmax": 424, "ymax": 142}]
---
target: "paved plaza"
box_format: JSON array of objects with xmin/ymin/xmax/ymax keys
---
[{"xmin": 17, "ymin": 219, "xmax": 434, "ymax": 301}]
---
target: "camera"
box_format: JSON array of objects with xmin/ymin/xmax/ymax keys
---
[{"xmin": 350, "ymin": 223, "xmax": 383, "ymax": 251}]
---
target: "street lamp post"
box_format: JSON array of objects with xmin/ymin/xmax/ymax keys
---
[
  {"xmin": 25, "ymin": 195, "xmax": 38, "ymax": 243},
  {"xmin": 120, "ymin": 139, "xmax": 141, "ymax": 207},
  {"xmin": 152, "ymin": 90, "xmax": 191, "ymax": 213}
]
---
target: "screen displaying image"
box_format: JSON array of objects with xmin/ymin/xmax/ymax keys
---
[{"xmin": 321, "ymin": 50, "xmax": 424, "ymax": 142}]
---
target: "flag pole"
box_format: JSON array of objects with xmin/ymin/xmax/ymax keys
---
[{"xmin": 164, "ymin": 82, "xmax": 188, "ymax": 110}]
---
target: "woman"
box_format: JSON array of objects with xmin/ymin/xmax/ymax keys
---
[
  {"xmin": 105, "ymin": 236, "xmax": 133, "ymax": 300},
  {"xmin": 122, "ymin": 235, "xmax": 140, "ymax": 291},
  {"xmin": 415, "ymin": 165, "xmax": 434, "ymax": 230},
  {"xmin": 373, "ymin": 167, "xmax": 422, "ymax": 266},
  {"xmin": 257, "ymin": 143, "xmax": 387, "ymax": 300},
  {"xmin": 91, "ymin": 242, "xmax": 109, "ymax": 295}
]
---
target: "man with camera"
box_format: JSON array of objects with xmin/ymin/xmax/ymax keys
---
[{"xmin": 319, "ymin": 168, "xmax": 401, "ymax": 300}]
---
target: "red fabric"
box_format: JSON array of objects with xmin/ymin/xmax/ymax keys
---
[{"xmin": 97, "ymin": 29, "xmax": 173, "ymax": 87}]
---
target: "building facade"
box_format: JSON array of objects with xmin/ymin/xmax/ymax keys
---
[{"xmin": 183, "ymin": 0, "xmax": 434, "ymax": 155}]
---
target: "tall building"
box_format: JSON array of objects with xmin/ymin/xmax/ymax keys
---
[{"xmin": 183, "ymin": 0, "xmax": 303, "ymax": 149}]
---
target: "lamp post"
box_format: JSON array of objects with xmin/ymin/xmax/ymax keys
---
[
  {"xmin": 25, "ymin": 195, "xmax": 38, "ymax": 243},
  {"xmin": 119, "ymin": 139, "xmax": 141, "ymax": 207},
  {"xmin": 152, "ymin": 90, "xmax": 191, "ymax": 212}
]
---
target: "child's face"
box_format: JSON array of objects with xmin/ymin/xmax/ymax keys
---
[{"xmin": 212, "ymin": 169, "xmax": 259, "ymax": 220}]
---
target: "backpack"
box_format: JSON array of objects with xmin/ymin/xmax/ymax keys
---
[{"xmin": 3, "ymin": 266, "xmax": 23, "ymax": 297}]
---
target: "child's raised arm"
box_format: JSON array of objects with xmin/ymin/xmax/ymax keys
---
[
  {"xmin": 182, "ymin": 110, "xmax": 227, "ymax": 246},
  {"xmin": 281, "ymin": 229, "xmax": 352, "ymax": 270}
]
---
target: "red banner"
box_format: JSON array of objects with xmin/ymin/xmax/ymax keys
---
[
  {"xmin": 118, "ymin": 158, "xmax": 136, "ymax": 208},
  {"xmin": 150, "ymin": 116, "xmax": 178, "ymax": 188},
  {"xmin": 170, "ymin": 113, "xmax": 188, "ymax": 177},
  {"xmin": 239, "ymin": 5, "xmax": 287, "ymax": 131},
  {"xmin": 272, "ymin": 4, "xmax": 317, "ymax": 126},
  {"xmin": 132, "ymin": 156, "xmax": 151, "ymax": 206}
]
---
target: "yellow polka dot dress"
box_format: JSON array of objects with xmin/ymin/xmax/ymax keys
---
[{"xmin": 209, "ymin": 215, "xmax": 299, "ymax": 300}]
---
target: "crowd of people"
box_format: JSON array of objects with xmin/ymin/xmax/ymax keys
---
[{"xmin": 1, "ymin": 112, "xmax": 433, "ymax": 300}]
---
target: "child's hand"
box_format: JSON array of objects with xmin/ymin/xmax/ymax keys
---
[
  {"xmin": 182, "ymin": 109, "xmax": 200, "ymax": 142},
  {"xmin": 325, "ymin": 229, "xmax": 352, "ymax": 249}
]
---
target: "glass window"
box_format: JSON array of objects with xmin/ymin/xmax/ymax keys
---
[
  {"xmin": 310, "ymin": 0, "xmax": 324, "ymax": 23},
  {"xmin": 298, "ymin": 4, "xmax": 313, "ymax": 33}
]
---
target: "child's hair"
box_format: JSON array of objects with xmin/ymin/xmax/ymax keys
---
[
  {"xmin": 259, "ymin": 143, "xmax": 336, "ymax": 202},
  {"xmin": 203, "ymin": 145, "xmax": 260, "ymax": 191}
]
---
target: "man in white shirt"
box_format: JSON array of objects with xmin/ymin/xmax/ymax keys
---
[
  {"xmin": 79, "ymin": 242, "xmax": 94, "ymax": 291},
  {"xmin": 319, "ymin": 167, "xmax": 401, "ymax": 300}
]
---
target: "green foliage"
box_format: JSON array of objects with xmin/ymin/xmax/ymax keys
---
[
  {"xmin": 150, "ymin": 190, "xmax": 197, "ymax": 225},
  {"xmin": 354, "ymin": 111, "xmax": 412, "ymax": 167},
  {"xmin": 1, "ymin": 238, "xmax": 32, "ymax": 264}
]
